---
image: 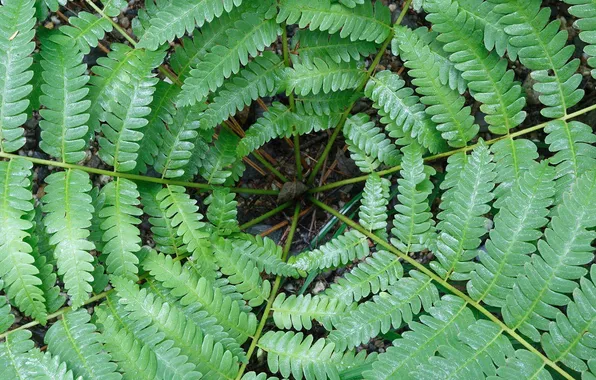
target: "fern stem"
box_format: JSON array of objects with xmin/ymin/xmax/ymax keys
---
[
  {"xmin": 235, "ymin": 203, "xmax": 301, "ymax": 379},
  {"xmin": 239, "ymin": 201, "xmax": 293, "ymax": 230},
  {"xmin": 308, "ymin": 196, "xmax": 574, "ymax": 380},
  {"xmin": 305, "ymin": 0, "xmax": 414, "ymax": 186},
  {"xmin": 0, "ymin": 151, "xmax": 279, "ymax": 195},
  {"xmin": 251, "ymin": 150, "xmax": 290, "ymax": 183},
  {"xmin": 309, "ymin": 102, "xmax": 596, "ymax": 193}
]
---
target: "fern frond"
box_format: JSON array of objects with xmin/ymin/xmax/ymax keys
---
[
  {"xmin": 0, "ymin": 0, "xmax": 36, "ymax": 153},
  {"xmin": 490, "ymin": 0, "xmax": 584, "ymax": 118},
  {"xmin": 365, "ymin": 70, "xmax": 447, "ymax": 154},
  {"xmin": 199, "ymin": 128, "xmax": 244, "ymax": 185},
  {"xmin": 294, "ymin": 90, "xmax": 357, "ymax": 116},
  {"xmin": 565, "ymin": 0, "xmax": 596, "ymax": 78},
  {"xmin": 134, "ymin": 81, "xmax": 179, "ymax": 174},
  {"xmin": 468, "ymin": 162, "xmax": 555, "ymax": 307},
  {"xmin": 363, "ymin": 295, "xmax": 475, "ymax": 379},
  {"xmin": 359, "ymin": 173, "xmax": 390, "ymax": 239},
  {"xmin": 213, "ymin": 237, "xmax": 270, "ymax": 306},
  {"xmin": 258, "ymin": 331, "xmax": 366, "ymax": 380},
  {"xmin": 329, "ymin": 271, "xmax": 439, "ymax": 352},
  {"xmin": 241, "ymin": 372, "xmax": 279, "ymax": 380},
  {"xmin": 541, "ymin": 265, "xmax": 596, "ymax": 373},
  {"xmin": 393, "ymin": 25, "xmax": 479, "ymax": 148},
  {"xmin": 272, "ymin": 293, "xmax": 354, "ymax": 331},
  {"xmin": 153, "ymin": 105, "xmax": 204, "ymax": 179},
  {"xmin": 0, "ymin": 330, "xmax": 35, "ymax": 379},
  {"xmin": 277, "ymin": 0, "xmax": 391, "ymax": 43},
  {"xmin": 229, "ymin": 235, "xmax": 299, "ymax": 277},
  {"xmin": 430, "ymin": 143, "xmax": 496, "ymax": 280},
  {"xmin": 98, "ymin": 178, "xmax": 142, "ymax": 281},
  {"xmin": 42, "ymin": 169, "xmax": 95, "ymax": 308},
  {"xmin": 0, "ymin": 158, "xmax": 47, "ymax": 323},
  {"xmin": 39, "ymin": 34, "xmax": 90, "ymax": 163},
  {"xmin": 503, "ymin": 170, "xmax": 596, "ymax": 342},
  {"xmin": 545, "ymin": 120, "xmax": 596, "ymax": 199},
  {"xmin": 205, "ymin": 188, "xmax": 239, "ymax": 236},
  {"xmin": 391, "ymin": 143, "xmax": 436, "ymax": 253},
  {"xmin": 292, "ymin": 29, "xmax": 377, "ymax": 65},
  {"xmin": 45, "ymin": 310, "xmax": 120, "ymax": 380},
  {"xmin": 111, "ymin": 276, "xmax": 240, "ymax": 379},
  {"xmin": 491, "ymin": 138, "xmax": 539, "ymax": 198},
  {"xmin": 0, "ymin": 281, "xmax": 14, "ymax": 333},
  {"xmin": 419, "ymin": 319, "xmax": 515, "ymax": 379},
  {"xmin": 137, "ymin": 0, "xmax": 243, "ymax": 50},
  {"xmin": 346, "ymin": 139, "xmax": 382, "ymax": 173},
  {"xmin": 96, "ymin": 47, "xmax": 164, "ymax": 172},
  {"xmin": 289, "ymin": 230, "xmax": 370, "ymax": 272},
  {"xmin": 424, "ymin": 0, "xmax": 527, "ymax": 135},
  {"xmin": 142, "ymin": 251, "xmax": 258, "ymax": 343},
  {"xmin": 293, "ymin": 110, "xmax": 342, "ymax": 135},
  {"xmin": 343, "ymin": 113, "xmax": 401, "ymax": 166},
  {"xmin": 199, "ymin": 52, "xmax": 285, "ymax": 130},
  {"xmin": 285, "ymin": 57, "xmax": 365, "ymax": 96},
  {"xmin": 324, "ymin": 250, "xmax": 402, "ymax": 305},
  {"xmin": 491, "ymin": 349, "xmax": 553, "ymax": 379}
]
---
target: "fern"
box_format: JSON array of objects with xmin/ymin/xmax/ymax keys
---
[
  {"xmin": 292, "ymin": 30, "xmax": 377, "ymax": 65},
  {"xmin": 272, "ymin": 293, "xmax": 353, "ymax": 331},
  {"xmin": 359, "ymin": 173, "xmax": 390, "ymax": 238},
  {"xmin": 343, "ymin": 113, "xmax": 401, "ymax": 167},
  {"xmin": 199, "ymin": 128, "xmax": 244, "ymax": 185},
  {"xmin": 205, "ymin": 188, "xmax": 239, "ymax": 236},
  {"xmin": 0, "ymin": 0, "xmax": 36, "ymax": 153},
  {"xmin": 285, "ymin": 58, "xmax": 365, "ymax": 96},
  {"xmin": 565, "ymin": 0, "xmax": 596, "ymax": 78}
]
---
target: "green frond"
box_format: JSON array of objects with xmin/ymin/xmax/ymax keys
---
[
  {"xmin": 229, "ymin": 234, "xmax": 299, "ymax": 277},
  {"xmin": 491, "ymin": 138, "xmax": 539, "ymax": 198},
  {"xmin": 0, "ymin": 330, "xmax": 35, "ymax": 379},
  {"xmin": 294, "ymin": 90, "xmax": 358, "ymax": 116},
  {"xmin": 324, "ymin": 250, "xmax": 402, "ymax": 304},
  {"xmin": 289, "ymin": 230, "xmax": 370, "ymax": 272},
  {"xmin": 179, "ymin": 128, "xmax": 213, "ymax": 181},
  {"xmin": 241, "ymin": 372, "xmax": 279, "ymax": 380},
  {"xmin": 343, "ymin": 113, "xmax": 401, "ymax": 167},
  {"xmin": 277, "ymin": 0, "xmax": 391, "ymax": 43},
  {"xmin": 272, "ymin": 293, "xmax": 354, "ymax": 331},
  {"xmin": 391, "ymin": 143, "xmax": 436, "ymax": 253},
  {"xmin": 39, "ymin": 34, "xmax": 90, "ymax": 163},
  {"xmin": 98, "ymin": 178, "xmax": 142, "ymax": 281},
  {"xmin": 142, "ymin": 251, "xmax": 258, "ymax": 343},
  {"xmin": 199, "ymin": 52, "xmax": 285, "ymax": 130},
  {"xmin": 545, "ymin": 120, "xmax": 596, "ymax": 199},
  {"xmin": 503, "ymin": 170, "xmax": 596, "ymax": 342},
  {"xmin": 45, "ymin": 310, "xmax": 120, "ymax": 380},
  {"xmin": 363, "ymin": 295, "xmax": 475, "ymax": 380},
  {"xmin": 99, "ymin": 292, "xmax": 205, "ymax": 379},
  {"xmin": 393, "ymin": 25, "xmax": 479, "ymax": 148},
  {"xmin": 468, "ymin": 162, "xmax": 555, "ymax": 307},
  {"xmin": 96, "ymin": 310, "xmax": 158, "ymax": 380},
  {"xmin": 430, "ymin": 143, "xmax": 496, "ymax": 280},
  {"xmin": 96, "ymin": 46, "xmax": 164, "ymax": 172},
  {"xmin": 359, "ymin": 173, "xmax": 390, "ymax": 239},
  {"xmin": 329, "ymin": 271, "xmax": 439, "ymax": 352},
  {"xmin": 293, "ymin": 110, "xmax": 342, "ymax": 135},
  {"xmin": 419, "ymin": 319, "xmax": 515, "ymax": 379},
  {"xmin": 42, "ymin": 169, "xmax": 95, "ymax": 308},
  {"xmin": 335, "ymin": 0, "xmax": 365, "ymax": 8},
  {"xmin": 111, "ymin": 276, "xmax": 240, "ymax": 379},
  {"xmin": 28, "ymin": 207, "xmax": 66, "ymax": 313},
  {"xmin": 0, "ymin": 281, "xmax": 14, "ymax": 333},
  {"xmin": 565, "ymin": 0, "xmax": 596, "ymax": 78},
  {"xmin": 292, "ymin": 30, "xmax": 377, "ymax": 65},
  {"xmin": 0, "ymin": 0, "xmax": 36, "ymax": 153},
  {"xmin": 0, "ymin": 158, "xmax": 47, "ymax": 323},
  {"xmin": 424, "ymin": 0, "xmax": 527, "ymax": 135},
  {"xmin": 365, "ymin": 70, "xmax": 447, "ymax": 154},
  {"xmin": 490, "ymin": 0, "xmax": 584, "ymax": 118},
  {"xmin": 258, "ymin": 331, "xmax": 366, "ymax": 380},
  {"xmin": 346, "ymin": 139, "xmax": 381, "ymax": 173},
  {"xmin": 541, "ymin": 265, "xmax": 596, "ymax": 373},
  {"xmin": 205, "ymin": 188, "xmax": 239, "ymax": 236},
  {"xmin": 153, "ymin": 105, "xmax": 204, "ymax": 179},
  {"xmin": 285, "ymin": 57, "xmax": 365, "ymax": 96},
  {"xmin": 137, "ymin": 0, "xmax": 243, "ymax": 50},
  {"xmin": 199, "ymin": 128, "xmax": 244, "ymax": 185},
  {"xmin": 134, "ymin": 81, "xmax": 179, "ymax": 174},
  {"xmin": 59, "ymin": 0, "xmax": 124, "ymax": 53},
  {"xmin": 491, "ymin": 349, "xmax": 553, "ymax": 379},
  {"xmin": 213, "ymin": 237, "xmax": 270, "ymax": 306}
]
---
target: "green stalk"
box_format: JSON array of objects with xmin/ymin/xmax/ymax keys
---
[
  {"xmin": 239, "ymin": 201, "xmax": 294, "ymax": 230},
  {"xmin": 308, "ymin": 102, "xmax": 596, "ymax": 194},
  {"xmin": 308, "ymin": 196, "xmax": 574, "ymax": 380},
  {"xmin": 235, "ymin": 203, "xmax": 301, "ymax": 379},
  {"xmin": 306, "ymin": 0, "xmax": 414, "ymax": 185},
  {"xmin": 0, "ymin": 151, "xmax": 279, "ymax": 195},
  {"xmin": 251, "ymin": 150, "xmax": 290, "ymax": 183}
]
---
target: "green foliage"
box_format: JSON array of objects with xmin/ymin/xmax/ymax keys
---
[
  {"xmin": 292, "ymin": 30, "xmax": 377, "ymax": 65},
  {"xmin": 359, "ymin": 173, "xmax": 390, "ymax": 238},
  {"xmin": 565, "ymin": 0, "xmax": 596, "ymax": 78}
]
